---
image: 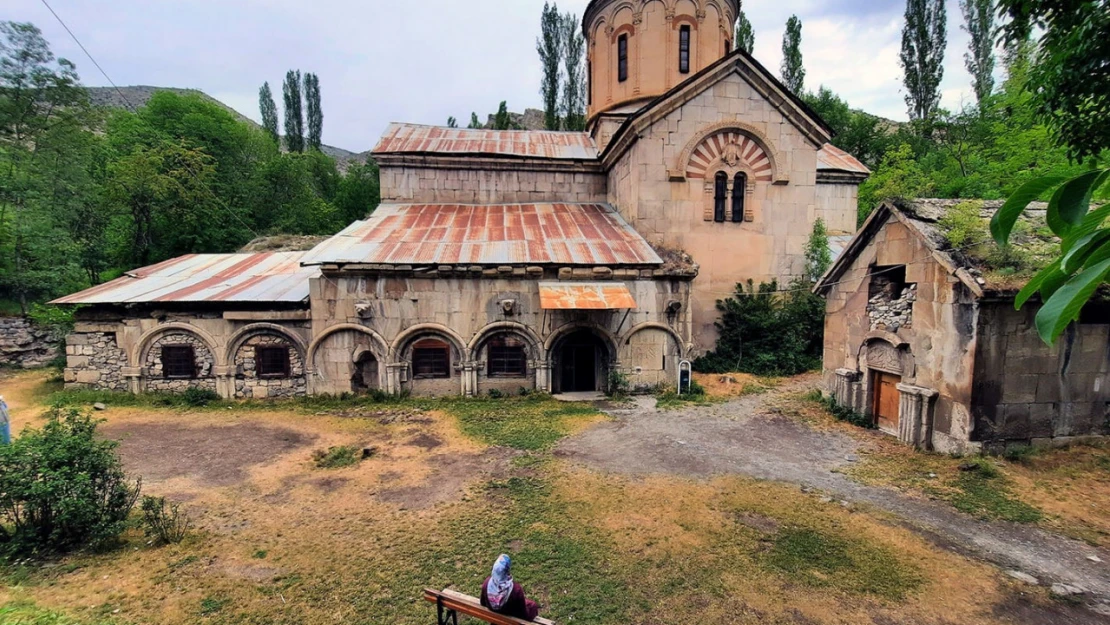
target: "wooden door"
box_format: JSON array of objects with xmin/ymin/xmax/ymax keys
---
[{"xmin": 872, "ymin": 371, "xmax": 901, "ymax": 432}]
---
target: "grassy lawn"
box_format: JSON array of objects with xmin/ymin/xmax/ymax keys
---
[
  {"xmin": 0, "ymin": 370, "xmax": 1081, "ymax": 624},
  {"xmin": 783, "ymin": 390, "xmax": 1110, "ymax": 546}
]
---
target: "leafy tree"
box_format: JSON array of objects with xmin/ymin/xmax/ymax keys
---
[
  {"xmin": 493, "ymin": 101, "xmax": 514, "ymax": 130},
  {"xmin": 468, "ymin": 112, "xmax": 483, "ymax": 129},
  {"xmin": 335, "ymin": 159, "xmax": 380, "ymax": 225},
  {"xmin": 258, "ymin": 81, "xmax": 280, "ymax": 145},
  {"xmin": 447, "ymin": 116, "xmax": 458, "ymax": 128},
  {"xmin": 900, "ymin": 0, "xmax": 947, "ymax": 125},
  {"xmin": 537, "ymin": 2, "xmax": 564, "ymax": 130},
  {"xmin": 735, "ymin": 10, "xmax": 755, "ymax": 54},
  {"xmin": 304, "ymin": 72, "xmax": 323, "ymax": 151},
  {"xmin": 560, "ymin": 10, "xmax": 587, "ymax": 131},
  {"xmin": 694, "ymin": 280, "xmax": 824, "ymax": 376},
  {"xmin": 990, "ymin": 0, "xmax": 1110, "ymax": 343},
  {"xmin": 780, "ymin": 15, "xmax": 805, "ymax": 94},
  {"xmin": 0, "ymin": 407, "xmax": 141, "ymax": 556},
  {"xmin": 282, "ymin": 69, "xmax": 304, "ymax": 152},
  {"xmin": 960, "ymin": 0, "xmax": 995, "ymax": 107},
  {"xmin": 804, "ymin": 218, "xmax": 832, "ymax": 282},
  {"xmin": 802, "ymin": 87, "xmax": 893, "ymax": 168},
  {"xmin": 858, "ymin": 144, "xmax": 934, "ymax": 224},
  {"xmin": 0, "ymin": 22, "xmax": 94, "ymax": 311}
]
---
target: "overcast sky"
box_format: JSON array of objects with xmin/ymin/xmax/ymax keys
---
[{"xmin": 8, "ymin": 0, "xmax": 991, "ymax": 152}]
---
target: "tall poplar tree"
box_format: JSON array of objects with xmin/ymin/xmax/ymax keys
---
[
  {"xmin": 780, "ymin": 16, "xmax": 805, "ymax": 94},
  {"xmin": 447, "ymin": 117, "xmax": 458, "ymax": 128},
  {"xmin": 735, "ymin": 10, "xmax": 755, "ymax": 54},
  {"xmin": 493, "ymin": 102, "xmax": 513, "ymax": 130},
  {"xmin": 960, "ymin": 0, "xmax": 995, "ymax": 106},
  {"xmin": 537, "ymin": 2, "xmax": 564, "ymax": 130},
  {"xmin": 282, "ymin": 70, "xmax": 304, "ymax": 152},
  {"xmin": 304, "ymin": 72, "xmax": 323, "ymax": 151},
  {"xmin": 468, "ymin": 112, "xmax": 483, "ymax": 129},
  {"xmin": 560, "ymin": 11, "xmax": 587, "ymax": 131},
  {"xmin": 258, "ymin": 82, "xmax": 279, "ymax": 145},
  {"xmin": 900, "ymin": 0, "xmax": 947, "ymax": 125}
]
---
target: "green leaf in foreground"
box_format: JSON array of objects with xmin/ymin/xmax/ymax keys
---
[
  {"xmin": 991, "ymin": 175, "xmax": 1067, "ymax": 244},
  {"xmin": 1046, "ymin": 170, "xmax": 1108, "ymax": 237},
  {"xmin": 1015, "ymin": 259, "xmax": 1062, "ymax": 309},
  {"xmin": 1035, "ymin": 258, "xmax": 1110, "ymax": 343}
]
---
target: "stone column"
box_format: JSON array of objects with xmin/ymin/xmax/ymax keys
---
[
  {"xmin": 213, "ymin": 365, "xmax": 234, "ymax": 399},
  {"xmin": 534, "ymin": 360, "xmax": 552, "ymax": 393},
  {"xmin": 897, "ymin": 383, "xmax": 938, "ymax": 449},
  {"xmin": 121, "ymin": 366, "xmax": 142, "ymax": 395},
  {"xmin": 833, "ymin": 369, "xmax": 860, "ymax": 408},
  {"xmin": 461, "ymin": 361, "xmax": 478, "ymax": 397},
  {"xmin": 386, "ymin": 363, "xmax": 407, "ymax": 395}
]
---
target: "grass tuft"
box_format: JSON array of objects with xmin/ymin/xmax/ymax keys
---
[{"xmin": 312, "ymin": 446, "xmax": 362, "ymax": 469}]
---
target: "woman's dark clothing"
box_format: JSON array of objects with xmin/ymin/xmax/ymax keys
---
[{"xmin": 480, "ymin": 577, "xmax": 539, "ymax": 621}]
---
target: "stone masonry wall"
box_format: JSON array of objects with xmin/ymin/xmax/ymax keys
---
[
  {"xmin": 232, "ymin": 333, "xmax": 307, "ymax": 399},
  {"xmin": 0, "ymin": 317, "xmax": 62, "ymax": 368},
  {"xmin": 380, "ymin": 166, "xmax": 607, "ymax": 204},
  {"xmin": 143, "ymin": 332, "xmax": 217, "ymax": 393},
  {"xmin": 868, "ymin": 284, "xmax": 917, "ymax": 332},
  {"xmin": 972, "ymin": 302, "xmax": 1110, "ymax": 449},
  {"xmin": 64, "ymin": 332, "xmax": 126, "ymax": 390}
]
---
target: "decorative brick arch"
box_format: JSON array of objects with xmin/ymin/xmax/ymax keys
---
[
  {"xmin": 468, "ymin": 322, "xmax": 544, "ymax": 359},
  {"xmin": 671, "ymin": 121, "xmax": 788, "ymax": 184},
  {"xmin": 619, "ymin": 322, "xmax": 690, "ymax": 358},
  {"xmin": 306, "ymin": 324, "xmax": 389, "ymax": 367},
  {"xmin": 227, "ymin": 323, "xmax": 307, "ymax": 365},
  {"xmin": 132, "ymin": 323, "xmax": 222, "ymax": 368},
  {"xmin": 391, "ymin": 323, "xmax": 469, "ymax": 361}
]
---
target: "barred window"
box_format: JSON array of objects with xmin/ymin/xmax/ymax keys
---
[
  {"xmin": 679, "ymin": 25, "xmax": 691, "ymax": 74},
  {"xmin": 488, "ymin": 336, "xmax": 527, "ymax": 378},
  {"xmin": 413, "ymin": 339, "xmax": 451, "ymax": 379},
  {"xmin": 256, "ymin": 346, "xmax": 291, "ymax": 378},
  {"xmin": 162, "ymin": 346, "xmax": 196, "ymax": 379},
  {"xmin": 618, "ymin": 34, "xmax": 629, "ymax": 82},
  {"xmin": 732, "ymin": 172, "xmax": 747, "ymax": 222},
  {"xmin": 714, "ymin": 171, "xmax": 728, "ymax": 223}
]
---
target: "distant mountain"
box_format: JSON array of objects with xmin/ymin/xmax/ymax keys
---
[{"xmin": 86, "ymin": 85, "xmax": 363, "ymax": 165}]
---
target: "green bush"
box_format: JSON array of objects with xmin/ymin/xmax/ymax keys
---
[
  {"xmin": 182, "ymin": 388, "xmax": 220, "ymax": 407},
  {"xmin": 140, "ymin": 496, "xmax": 191, "ymax": 545},
  {"xmin": 694, "ymin": 279, "xmax": 825, "ymax": 376},
  {"xmin": 312, "ymin": 446, "xmax": 361, "ymax": 469},
  {"xmin": 488, "ymin": 388, "xmax": 504, "ymax": 399},
  {"xmin": 0, "ymin": 407, "xmax": 141, "ymax": 557},
  {"xmin": 607, "ymin": 370, "xmax": 631, "ymax": 397}
]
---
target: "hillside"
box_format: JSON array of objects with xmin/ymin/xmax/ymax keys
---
[{"xmin": 86, "ymin": 86, "xmax": 362, "ymax": 164}]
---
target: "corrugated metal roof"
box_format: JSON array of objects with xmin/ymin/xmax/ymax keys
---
[
  {"xmin": 373, "ymin": 123, "xmax": 599, "ymax": 160},
  {"xmin": 818, "ymin": 143, "xmax": 870, "ymax": 174},
  {"xmin": 300, "ymin": 203, "xmax": 663, "ymax": 267},
  {"xmin": 51, "ymin": 252, "xmax": 317, "ymax": 305},
  {"xmin": 539, "ymin": 282, "xmax": 637, "ymax": 310}
]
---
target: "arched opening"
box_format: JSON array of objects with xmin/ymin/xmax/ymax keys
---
[
  {"xmin": 732, "ymin": 172, "xmax": 746, "ymax": 222},
  {"xmin": 862, "ymin": 338, "xmax": 909, "ymax": 434},
  {"xmin": 351, "ymin": 351, "xmax": 380, "ymax": 393},
  {"xmin": 713, "ymin": 171, "xmax": 727, "ymax": 222},
  {"xmin": 552, "ymin": 329, "xmax": 610, "ymax": 394}
]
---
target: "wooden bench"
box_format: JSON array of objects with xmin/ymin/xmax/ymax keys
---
[{"xmin": 424, "ymin": 588, "xmax": 555, "ymax": 625}]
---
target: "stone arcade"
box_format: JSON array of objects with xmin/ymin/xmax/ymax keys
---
[{"xmin": 54, "ymin": 0, "xmax": 869, "ymax": 399}]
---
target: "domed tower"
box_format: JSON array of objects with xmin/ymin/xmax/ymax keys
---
[{"xmin": 584, "ymin": 0, "xmax": 741, "ymax": 125}]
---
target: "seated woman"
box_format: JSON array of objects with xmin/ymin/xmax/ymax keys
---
[{"xmin": 480, "ymin": 554, "xmax": 539, "ymax": 621}]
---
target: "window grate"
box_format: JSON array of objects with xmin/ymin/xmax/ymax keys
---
[
  {"xmin": 488, "ymin": 337, "xmax": 527, "ymax": 378},
  {"xmin": 162, "ymin": 346, "xmax": 196, "ymax": 379},
  {"xmin": 714, "ymin": 171, "xmax": 728, "ymax": 223},
  {"xmin": 256, "ymin": 346, "xmax": 290, "ymax": 378},
  {"xmin": 618, "ymin": 34, "xmax": 629, "ymax": 82},
  {"xmin": 732, "ymin": 172, "xmax": 746, "ymax": 222},
  {"xmin": 413, "ymin": 339, "xmax": 451, "ymax": 379}
]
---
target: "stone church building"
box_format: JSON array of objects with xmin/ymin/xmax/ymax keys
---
[{"xmin": 55, "ymin": 0, "xmax": 868, "ymax": 398}]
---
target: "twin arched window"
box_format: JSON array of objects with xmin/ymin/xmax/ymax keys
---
[{"xmin": 713, "ymin": 171, "xmax": 748, "ymax": 223}]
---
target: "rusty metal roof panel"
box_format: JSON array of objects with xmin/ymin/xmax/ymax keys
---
[
  {"xmin": 51, "ymin": 252, "xmax": 318, "ymax": 305},
  {"xmin": 817, "ymin": 143, "xmax": 870, "ymax": 174},
  {"xmin": 373, "ymin": 123, "xmax": 599, "ymax": 161},
  {"xmin": 539, "ymin": 282, "xmax": 637, "ymax": 310},
  {"xmin": 300, "ymin": 203, "xmax": 662, "ymax": 267}
]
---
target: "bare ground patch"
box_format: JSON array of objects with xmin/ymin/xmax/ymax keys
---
[
  {"xmin": 376, "ymin": 449, "xmax": 514, "ymax": 510},
  {"xmin": 101, "ymin": 420, "xmax": 315, "ymax": 487}
]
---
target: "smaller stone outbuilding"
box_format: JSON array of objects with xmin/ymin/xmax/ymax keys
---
[{"xmin": 817, "ymin": 199, "xmax": 1109, "ymax": 454}]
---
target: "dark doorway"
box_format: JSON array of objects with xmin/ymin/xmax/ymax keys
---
[
  {"xmin": 351, "ymin": 352, "xmax": 379, "ymax": 392},
  {"xmin": 555, "ymin": 330, "xmax": 607, "ymax": 393}
]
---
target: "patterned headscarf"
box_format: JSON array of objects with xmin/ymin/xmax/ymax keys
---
[
  {"xmin": 0, "ymin": 396, "xmax": 10, "ymax": 445},
  {"xmin": 486, "ymin": 554, "xmax": 514, "ymax": 610}
]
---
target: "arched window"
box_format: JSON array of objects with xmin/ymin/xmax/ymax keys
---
[
  {"xmin": 487, "ymin": 335, "xmax": 527, "ymax": 378},
  {"xmin": 732, "ymin": 172, "xmax": 747, "ymax": 223},
  {"xmin": 618, "ymin": 34, "xmax": 629, "ymax": 82},
  {"xmin": 679, "ymin": 26, "xmax": 691, "ymax": 74},
  {"xmin": 713, "ymin": 172, "xmax": 727, "ymax": 223},
  {"xmin": 412, "ymin": 338, "xmax": 451, "ymax": 379}
]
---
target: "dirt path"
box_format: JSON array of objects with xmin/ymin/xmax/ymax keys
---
[{"xmin": 557, "ymin": 380, "xmax": 1110, "ymax": 617}]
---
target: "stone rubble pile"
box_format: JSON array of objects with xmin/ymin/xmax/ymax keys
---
[
  {"xmin": 0, "ymin": 317, "xmax": 63, "ymax": 368},
  {"xmin": 868, "ymin": 284, "xmax": 917, "ymax": 332}
]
